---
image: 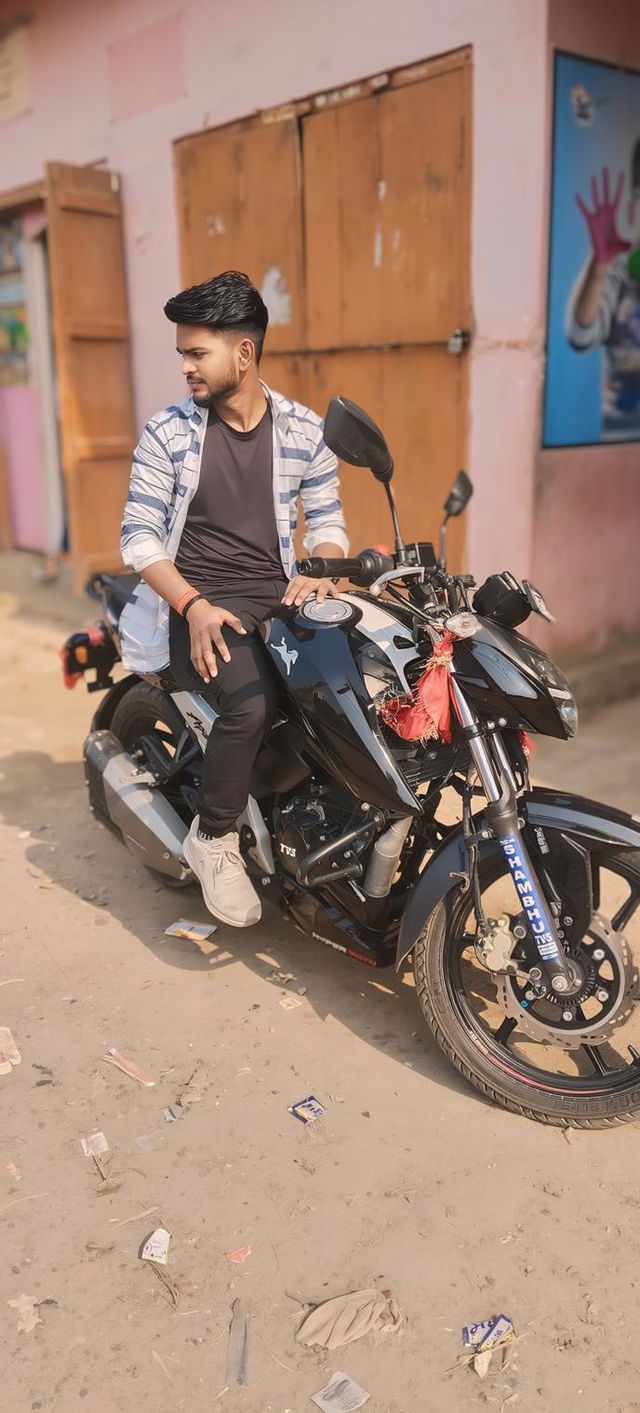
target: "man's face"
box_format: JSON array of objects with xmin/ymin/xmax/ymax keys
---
[{"xmin": 176, "ymin": 324, "xmax": 249, "ymax": 406}]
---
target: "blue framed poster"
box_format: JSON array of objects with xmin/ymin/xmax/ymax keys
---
[{"xmin": 544, "ymin": 52, "xmax": 640, "ymax": 447}]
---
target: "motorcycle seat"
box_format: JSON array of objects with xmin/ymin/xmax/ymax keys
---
[{"xmin": 88, "ymin": 570, "xmax": 140, "ymax": 617}]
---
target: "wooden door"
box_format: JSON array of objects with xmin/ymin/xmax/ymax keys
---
[
  {"xmin": 301, "ymin": 55, "xmax": 471, "ymax": 566},
  {"xmin": 175, "ymin": 50, "xmax": 471, "ymax": 566},
  {"xmin": 46, "ymin": 162, "xmax": 135, "ymax": 589},
  {"xmin": 174, "ymin": 117, "xmax": 306, "ymax": 399}
]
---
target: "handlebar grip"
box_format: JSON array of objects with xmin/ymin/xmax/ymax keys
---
[{"xmin": 298, "ymin": 556, "xmax": 365, "ymax": 579}]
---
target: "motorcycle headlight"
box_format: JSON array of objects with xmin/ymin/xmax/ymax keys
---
[{"xmin": 559, "ymin": 699, "xmax": 579, "ymax": 738}]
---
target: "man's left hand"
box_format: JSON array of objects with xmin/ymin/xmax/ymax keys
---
[{"xmin": 281, "ymin": 576, "xmax": 340, "ymax": 608}]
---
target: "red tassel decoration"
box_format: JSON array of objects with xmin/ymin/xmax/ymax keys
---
[{"xmin": 380, "ymin": 631, "xmax": 455, "ymax": 745}]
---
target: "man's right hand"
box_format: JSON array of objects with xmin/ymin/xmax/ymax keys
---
[{"xmin": 185, "ymin": 599, "xmax": 247, "ymax": 683}]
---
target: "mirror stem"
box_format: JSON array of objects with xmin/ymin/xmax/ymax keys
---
[
  {"xmin": 384, "ymin": 483, "xmax": 407, "ymax": 563},
  {"xmin": 439, "ymin": 516, "xmax": 449, "ymax": 568}
]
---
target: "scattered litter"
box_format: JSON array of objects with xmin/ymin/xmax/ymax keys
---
[
  {"xmin": 461, "ymin": 1313, "xmax": 516, "ymax": 1379},
  {"xmin": 84, "ymin": 1242, "xmax": 115, "ymax": 1260},
  {"xmin": 226, "ymin": 1298, "xmax": 249, "ymax": 1385},
  {"xmin": 288, "ymin": 1095, "xmax": 326, "ymax": 1125},
  {"xmin": 8, "ymin": 1293, "xmax": 42, "ymax": 1334},
  {"xmin": 236, "ymin": 1067, "xmax": 252, "ymax": 1077},
  {"xmin": 311, "ymin": 1371, "xmax": 370, "ymax": 1411},
  {"xmin": 0, "ymin": 978, "xmax": 25, "ymax": 988},
  {"xmin": 0, "ymin": 1192, "xmax": 48, "ymax": 1216},
  {"xmin": 96, "ymin": 1177, "xmax": 122, "ymax": 1196},
  {"xmin": 297, "ymin": 986, "xmax": 308, "ymax": 996},
  {"xmin": 151, "ymin": 1262, "xmax": 181, "ymax": 1308},
  {"xmin": 134, "ymin": 1135, "xmax": 153, "ymax": 1152},
  {"xmin": 165, "ymin": 919, "xmax": 217, "ymax": 942},
  {"xmin": 81, "ymin": 1131, "xmax": 109, "ymax": 1159},
  {"xmin": 297, "ymin": 1287, "xmax": 402, "ymax": 1350},
  {"xmin": 0, "ymin": 1027, "xmax": 21, "ymax": 1074},
  {"xmin": 280, "ymin": 995, "xmax": 302, "ymax": 1011},
  {"xmin": 404, "ymin": 1061, "xmax": 414, "ymax": 1069},
  {"xmin": 6, "ymin": 1161, "xmax": 21, "ymax": 1182},
  {"xmin": 92, "ymin": 1153, "xmax": 108, "ymax": 1183},
  {"xmin": 267, "ymin": 970, "xmax": 296, "ymax": 984},
  {"xmin": 141, "ymin": 1227, "xmax": 171, "ymax": 1266},
  {"xmin": 226, "ymin": 1244, "xmax": 251, "ymax": 1265},
  {"xmin": 102, "ymin": 1048, "xmax": 155, "ymax": 1087},
  {"xmin": 162, "ymin": 1106, "xmax": 180, "ymax": 1123},
  {"xmin": 152, "ymin": 1348, "xmax": 174, "ymax": 1384},
  {"xmin": 176, "ymin": 1064, "xmax": 209, "ymax": 1107},
  {"xmin": 109, "ymin": 1205, "xmax": 160, "ymax": 1229},
  {"xmin": 33, "ymin": 1062, "xmax": 54, "ymax": 1086},
  {"xmin": 294, "ymin": 1157, "xmax": 316, "ymax": 1176},
  {"xmin": 18, "ymin": 830, "xmax": 31, "ymax": 839},
  {"xmin": 329, "ymin": 1094, "xmax": 345, "ymax": 1104}
]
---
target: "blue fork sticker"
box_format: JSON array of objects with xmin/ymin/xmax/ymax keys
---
[{"xmin": 500, "ymin": 834, "xmax": 561, "ymax": 963}]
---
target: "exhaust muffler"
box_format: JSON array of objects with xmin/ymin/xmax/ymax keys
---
[{"xmin": 84, "ymin": 730, "xmax": 191, "ymax": 882}]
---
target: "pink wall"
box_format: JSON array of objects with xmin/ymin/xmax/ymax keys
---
[
  {"xmin": 0, "ymin": 0, "xmax": 549, "ymax": 595},
  {"xmin": 0, "ymin": 204, "xmax": 48, "ymax": 551},
  {"xmin": 533, "ymin": 0, "xmax": 640, "ymax": 655},
  {"xmin": 0, "ymin": 385, "xmax": 46, "ymax": 549}
]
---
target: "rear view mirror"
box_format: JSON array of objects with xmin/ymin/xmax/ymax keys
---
[
  {"xmin": 324, "ymin": 396, "xmax": 394, "ymax": 483},
  {"xmin": 444, "ymin": 470, "xmax": 473, "ymax": 519}
]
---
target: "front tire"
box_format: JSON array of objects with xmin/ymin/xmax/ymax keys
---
[{"xmin": 414, "ymin": 845, "xmax": 640, "ymax": 1128}]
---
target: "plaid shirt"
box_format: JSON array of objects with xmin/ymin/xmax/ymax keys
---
[{"xmin": 119, "ymin": 383, "xmax": 348, "ymax": 672}]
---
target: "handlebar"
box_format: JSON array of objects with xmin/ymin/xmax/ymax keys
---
[
  {"xmin": 298, "ymin": 551, "xmax": 476, "ymax": 597},
  {"xmin": 299, "ymin": 551, "xmax": 394, "ymax": 586}
]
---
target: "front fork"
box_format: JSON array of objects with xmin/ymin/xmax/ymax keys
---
[{"xmin": 450, "ymin": 679, "xmax": 575, "ymax": 995}]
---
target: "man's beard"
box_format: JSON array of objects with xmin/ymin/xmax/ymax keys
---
[{"xmin": 191, "ymin": 370, "xmax": 239, "ymax": 407}]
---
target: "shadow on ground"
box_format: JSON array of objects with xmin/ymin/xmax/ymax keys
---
[{"xmin": 0, "ymin": 748, "xmax": 479, "ymax": 1108}]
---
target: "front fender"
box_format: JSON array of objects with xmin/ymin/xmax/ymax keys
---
[{"xmin": 396, "ymin": 787, "xmax": 640, "ymax": 969}]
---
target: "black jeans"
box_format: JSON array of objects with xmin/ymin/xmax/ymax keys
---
[{"xmin": 169, "ymin": 579, "xmax": 286, "ymax": 836}]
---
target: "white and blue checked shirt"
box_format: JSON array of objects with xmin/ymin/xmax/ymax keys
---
[{"xmin": 119, "ymin": 383, "xmax": 349, "ymax": 672}]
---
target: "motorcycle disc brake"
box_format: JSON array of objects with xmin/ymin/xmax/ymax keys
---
[{"xmin": 496, "ymin": 914, "xmax": 639, "ymax": 1051}]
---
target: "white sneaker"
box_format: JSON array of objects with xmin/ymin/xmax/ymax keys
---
[{"xmin": 183, "ymin": 817, "xmax": 262, "ymax": 927}]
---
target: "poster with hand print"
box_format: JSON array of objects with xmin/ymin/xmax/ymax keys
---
[{"xmin": 544, "ymin": 53, "xmax": 640, "ymax": 446}]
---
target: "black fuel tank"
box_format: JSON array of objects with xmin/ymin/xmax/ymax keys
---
[{"xmin": 263, "ymin": 603, "xmax": 420, "ymax": 814}]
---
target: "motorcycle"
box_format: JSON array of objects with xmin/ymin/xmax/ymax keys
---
[{"xmin": 62, "ymin": 395, "xmax": 640, "ymax": 1128}]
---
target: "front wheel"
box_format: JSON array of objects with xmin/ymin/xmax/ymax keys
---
[{"xmin": 414, "ymin": 842, "xmax": 640, "ymax": 1127}]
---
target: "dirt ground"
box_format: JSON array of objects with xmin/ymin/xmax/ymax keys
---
[{"xmin": 2, "ymin": 577, "xmax": 640, "ymax": 1413}]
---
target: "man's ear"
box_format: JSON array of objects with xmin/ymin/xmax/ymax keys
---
[{"xmin": 238, "ymin": 337, "xmax": 255, "ymax": 368}]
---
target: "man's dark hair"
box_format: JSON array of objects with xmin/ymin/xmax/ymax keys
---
[{"xmin": 164, "ymin": 270, "xmax": 269, "ymax": 362}]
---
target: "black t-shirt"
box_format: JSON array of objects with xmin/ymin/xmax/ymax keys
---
[{"xmin": 175, "ymin": 404, "xmax": 283, "ymax": 598}]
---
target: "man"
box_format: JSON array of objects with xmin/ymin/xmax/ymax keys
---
[
  {"xmin": 119, "ymin": 270, "xmax": 348, "ymax": 926},
  {"xmin": 567, "ymin": 152, "xmax": 640, "ymax": 434}
]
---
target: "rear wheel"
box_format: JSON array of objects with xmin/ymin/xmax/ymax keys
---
[
  {"xmin": 414, "ymin": 841, "xmax": 640, "ymax": 1127},
  {"xmin": 110, "ymin": 682, "xmax": 199, "ymax": 889}
]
